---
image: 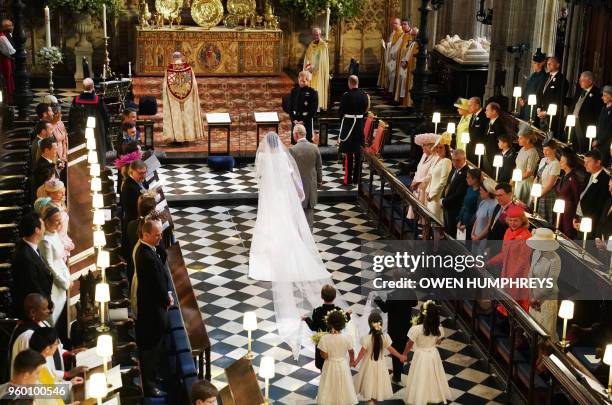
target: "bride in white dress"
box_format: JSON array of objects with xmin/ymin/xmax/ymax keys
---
[{"xmin": 249, "ymin": 132, "xmax": 341, "ymax": 358}]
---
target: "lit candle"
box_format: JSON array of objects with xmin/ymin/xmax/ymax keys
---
[
  {"xmin": 528, "ymin": 94, "xmax": 537, "ymax": 121},
  {"xmin": 460, "ymin": 133, "xmax": 470, "ymax": 145},
  {"xmin": 553, "ymin": 199, "xmax": 565, "ymax": 232},
  {"xmin": 446, "ymin": 122, "xmax": 456, "ymax": 134},
  {"xmin": 432, "ymin": 112, "xmax": 441, "ymax": 134},
  {"xmin": 493, "ymin": 155, "xmax": 503, "ymax": 181},
  {"xmin": 103, "ymin": 4, "xmax": 108, "ymax": 38},
  {"xmin": 531, "ymin": 183, "xmax": 542, "ymax": 215},
  {"xmin": 580, "ymin": 217, "xmax": 592, "ymax": 250},
  {"xmin": 566, "ymin": 114, "xmax": 576, "ymax": 144},
  {"xmin": 44, "ymin": 6, "xmax": 51, "ymax": 48},
  {"xmin": 586, "ymin": 126, "xmax": 597, "ymax": 151},
  {"xmin": 128, "ymin": 61, "xmax": 132, "ymax": 77},
  {"xmin": 513, "ymin": 86, "xmax": 521, "ymax": 111},
  {"xmin": 474, "ymin": 143, "xmax": 484, "ymax": 168},
  {"xmin": 0, "ymin": 91, "xmax": 3, "ymax": 103},
  {"xmin": 547, "ymin": 103, "xmax": 557, "ymax": 129}
]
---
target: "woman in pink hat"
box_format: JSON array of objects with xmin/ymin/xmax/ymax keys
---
[{"xmin": 407, "ymin": 133, "xmax": 439, "ymax": 221}]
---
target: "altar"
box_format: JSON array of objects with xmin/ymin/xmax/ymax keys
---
[{"xmin": 135, "ymin": 26, "xmax": 283, "ymax": 76}]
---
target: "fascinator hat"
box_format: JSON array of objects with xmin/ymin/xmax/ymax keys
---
[
  {"xmin": 414, "ymin": 133, "xmax": 438, "ymax": 147},
  {"xmin": 433, "ymin": 132, "xmax": 452, "ymax": 148}
]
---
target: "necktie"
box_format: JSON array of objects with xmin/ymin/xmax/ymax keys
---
[
  {"xmin": 580, "ymin": 174, "xmax": 595, "ymax": 201},
  {"xmin": 543, "ymin": 74, "xmax": 555, "ymax": 92},
  {"xmin": 573, "ymin": 90, "xmax": 588, "ymax": 116},
  {"xmin": 36, "ymin": 248, "xmax": 41, "ymax": 257}
]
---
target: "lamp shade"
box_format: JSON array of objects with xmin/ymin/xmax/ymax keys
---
[
  {"xmin": 96, "ymin": 334, "xmax": 113, "ymax": 358},
  {"xmin": 527, "ymin": 94, "xmax": 537, "ymax": 105},
  {"xmin": 553, "ymin": 199, "xmax": 566, "ymax": 214},
  {"xmin": 89, "ymin": 163, "xmax": 101, "ymax": 178},
  {"xmin": 474, "ymin": 143, "xmax": 485, "ymax": 156},
  {"xmin": 87, "ymin": 150, "xmax": 98, "ymax": 164},
  {"xmin": 90, "ymin": 177, "xmax": 102, "ymax": 193},
  {"xmin": 460, "ymin": 132, "xmax": 470, "ymax": 144},
  {"xmin": 86, "ymin": 116, "xmax": 96, "ymax": 129},
  {"xmin": 0, "ymin": 91, "xmax": 3, "ymax": 103},
  {"xmin": 603, "ymin": 344, "xmax": 612, "ymax": 366},
  {"xmin": 95, "ymin": 283, "xmax": 110, "ymax": 303},
  {"xmin": 86, "ymin": 136, "xmax": 96, "ymax": 151},
  {"xmin": 88, "ymin": 372, "xmax": 107, "ymax": 399},
  {"xmin": 558, "ymin": 300, "xmax": 574, "ymax": 319},
  {"xmin": 586, "ymin": 125, "xmax": 597, "ymax": 139},
  {"xmin": 530, "ymin": 183, "xmax": 542, "ymax": 198},
  {"xmin": 93, "ymin": 230, "xmax": 106, "ymax": 248},
  {"xmin": 565, "ymin": 114, "xmax": 576, "ymax": 127},
  {"xmin": 97, "ymin": 250, "xmax": 110, "ymax": 268},
  {"xmin": 432, "ymin": 112, "xmax": 441, "ymax": 123},
  {"xmin": 258, "ymin": 356, "xmax": 275, "ymax": 379},
  {"xmin": 446, "ymin": 122, "xmax": 456, "ymax": 134},
  {"xmin": 492, "ymin": 155, "xmax": 503, "ymax": 168},
  {"xmin": 513, "ymin": 86, "xmax": 522, "ymax": 98},
  {"xmin": 512, "ymin": 169, "xmax": 523, "ymax": 182},
  {"xmin": 92, "ymin": 192, "xmax": 104, "ymax": 209},
  {"xmin": 547, "ymin": 103, "xmax": 557, "ymax": 116},
  {"xmin": 579, "ymin": 217, "xmax": 592, "ymax": 233},
  {"xmin": 85, "ymin": 127, "xmax": 95, "ymax": 141},
  {"xmin": 243, "ymin": 311, "xmax": 257, "ymax": 331},
  {"xmin": 93, "ymin": 209, "xmax": 105, "ymax": 226}
]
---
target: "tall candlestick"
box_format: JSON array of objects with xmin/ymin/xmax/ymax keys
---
[
  {"xmin": 128, "ymin": 61, "xmax": 132, "ymax": 77},
  {"xmin": 103, "ymin": 4, "xmax": 108, "ymax": 38},
  {"xmin": 325, "ymin": 5, "xmax": 330, "ymax": 41},
  {"xmin": 44, "ymin": 6, "xmax": 51, "ymax": 48}
]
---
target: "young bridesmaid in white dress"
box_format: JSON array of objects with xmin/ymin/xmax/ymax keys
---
[
  {"xmin": 402, "ymin": 301, "xmax": 451, "ymax": 405},
  {"xmin": 353, "ymin": 311, "xmax": 407, "ymax": 403},
  {"xmin": 317, "ymin": 310, "xmax": 358, "ymax": 405}
]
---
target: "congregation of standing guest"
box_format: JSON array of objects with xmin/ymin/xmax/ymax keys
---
[
  {"xmin": 513, "ymin": 129, "xmax": 539, "ymax": 205},
  {"xmin": 571, "ymin": 71, "xmax": 603, "ymax": 153},
  {"xmin": 555, "ymin": 148, "xmax": 584, "ymax": 239},
  {"xmin": 535, "ymin": 139, "xmax": 561, "ymax": 223}
]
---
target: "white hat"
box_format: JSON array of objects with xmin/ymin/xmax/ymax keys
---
[
  {"xmin": 526, "ymin": 228, "xmax": 559, "ymax": 251},
  {"xmin": 42, "ymin": 95, "xmax": 59, "ymax": 104}
]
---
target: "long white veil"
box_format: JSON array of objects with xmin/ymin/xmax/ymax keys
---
[{"xmin": 248, "ymin": 133, "xmax": 354, "ymax": 359}]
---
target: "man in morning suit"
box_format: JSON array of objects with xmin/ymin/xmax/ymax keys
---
[
  {"xmin": 11, "ymin": 213, "xmax": 53, "ymax": 319},
  {"xmin": 497, "ymin": 134, "xmax": 517, "ymax": 183},
  {"xmin": 571, "ymin": 71, "xmax": 603, "ymax": 153},
  {"xmin": 487, "ymin": 183, "xmax": 517, "ymax": 256},
  {"xmin": 468, "ymin": 97, "xmax": 489, "ymax": 165},
  {"xmin": 441, "ymin": 149, "xmax": 468, "ymax": 238},
  {"xmin": 286, "ymin": 70, "xmax": 318, "ymax": 143},
  {"xmin": 338, "ymin": 75, "xmax": 370, "ymax": 185},
  {"xmin": 135, "ymin": 217, "xmax": 172, "ymax": 397},
  {"xmin": 289, "ymin": 124, "xmax": 323, "ymax": 230},
  {"xmin": 483, "ymin": 102, "xmax": 506, "ymax": 177},
  {"xmin": 121, "ymin": 160, "xmax": 149, "ymax": 260},
  {"xmin": 574, "ymin": 149, "xmax": 611, "ymax": 238},
  {"xmin": 32, "ymin": 137, "xmax": 60, "ymax": 196},
  {"xmin": 537, "ymin": 56, "xmax": 569, "ymax": 139}
]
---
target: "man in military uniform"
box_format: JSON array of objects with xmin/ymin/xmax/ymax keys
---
[
  {"xmin": 338, "ymin": 75, "xmax": 370, "ymax": 185},
  {"xmin": 287, "ymin": 71, "xmax": 318, "ymax": 144},
  {"xmin": 68, "ymin": 78, "xmax": 109, "ymax": 166}
]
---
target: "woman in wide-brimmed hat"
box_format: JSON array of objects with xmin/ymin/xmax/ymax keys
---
[
  {"xmin": 454, "ymin": 98, "xmax": 472, "ymax": 151},
  {"xmin": 526, "ymin": 228, "xmax": 561, "ymax": 340},
  {"xmin": 407, "ymin": 133, "xmax": 439, "ymax": 221},
  {"xmin": 44, "ymin": 179, "xmax": 74, "ymax": 260}
]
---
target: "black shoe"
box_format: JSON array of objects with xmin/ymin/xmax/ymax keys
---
[{"xmin": 147, "ymin": 388, "xmax": 167, "ymax": 397}]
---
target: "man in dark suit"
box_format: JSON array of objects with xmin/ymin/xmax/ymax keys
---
[
  {"xmin": 286, "ymin": 70, "xmax": 318, "ymax": 143},
  {"xmin": 441, "ymin": 149, "xmax": 468, "ymax": 237},
  {"xmin": 487, "ymin": 183, "xmax": 517, "ymax": 256},
  {"xmin": 571, "ymin": 71, "xmax": 604, "ymax": 153},
  {"xmin": 482, "ymin": 102, "xmax": 506, "ymax": 176},
  {"xmin": 537, "ymin": 56, "xmax": 569, "ymax": 139},
  {"xmin": 30, "ymin": 120, "xmax": 52, "ymax": 166},
  {"xmin": 121, "ymin": 160, "xmax": 149, "ymax": 228},
  {"xmin": 468, "ymin": 97, "xmax": 489, "ymax": 164},
  {"xmin": 32, "ymin": 137, "xmax": 60, "ymax": 195},
  {"xmin": 574, "ymin": 149, "xmax": 611, "ymax": 237},
  {"xmin": 595, "ymin": 85, "xmax": 612, "ymax": 166},
  {"xmin": 289, "ymin": 124, "xmax": 322, "ymax": 229},
  {"xmin": 497, "ymin": 134, "xmax": 517, "ymax": 183},
  {"xmin": 338, "ymin": 75, "xmax": 370, "ymax": 185},
  {"xmin": 135, "ymin": 217, "xmax": 172, "ymax": 397},
  {"xmin": 11, "ymin": 213, "xmax": 53, "ymax": 318}
]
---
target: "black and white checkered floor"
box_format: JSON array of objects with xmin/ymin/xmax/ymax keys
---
[{"xmin": 171, "ymin": 203, "xmax": 507, "ymax": 404}]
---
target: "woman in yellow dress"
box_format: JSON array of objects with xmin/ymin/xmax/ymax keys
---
[{"xmin": 454, "ymin": 98, "xmax": 472, "ymax": 151}]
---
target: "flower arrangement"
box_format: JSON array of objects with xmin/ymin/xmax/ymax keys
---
[
  {"xmin": 323, "ymin": 308, "xmax": 349, "ymax": 329},
  {"xmin": 371, "ymin": 320, "xmax": 383, "ymax": 335},
  {"xmin": 311, "ymin": 330, "xmax": 328, "ymax": 345},
  {"xmin": 411, "ymin": 300, "xmax": 436, "ymax": 326},
  {"xmin": 47, "ymin": 0, "xmax": 120, "ymax": 15},
  {"xmin": 278, "ymin": 0, "xmax": 363, "ymax": 22},
  {"xmin": 37, "ymin": 46, "xmax": 63, "ymax": 66}
]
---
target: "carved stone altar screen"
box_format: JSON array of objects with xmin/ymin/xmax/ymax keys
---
[{"xmin": 135, "ymin": 27, "xmax": 282, "ymax": 76}]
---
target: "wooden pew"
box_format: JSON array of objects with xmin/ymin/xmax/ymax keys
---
[{"xmin": 220, "ymin": 358, "xmax": 264, "ymax": 405}]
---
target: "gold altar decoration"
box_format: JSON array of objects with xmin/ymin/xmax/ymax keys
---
[
  {"xmin": 227, "ymin": 0, "xmax": 256, "ymax": 19},
  {"xmin": 155, "ymin": 0, "xmax": 182, "ymax": 19},
  {"xmin": 192, "ymin": 0, "xmax": 225, "ymax": 29},
  {"xmin": 135, "ymin": 27, "xmax": 282, "ymax": 76}
]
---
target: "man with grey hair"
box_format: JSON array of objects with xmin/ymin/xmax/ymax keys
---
[
  {"xmin": 571, "ymin": 70, "xmax": 603, "ymax": 153},
  {"xmin": 441, "ymin": 149, "xmax": 468, "ymax": 237},
  {"xmin": 289, "ymin": 124, "xmax": 322, "ymax": 229},
  {"xmin": 68, "ymin": 77, "xmax": 109, "ymax": 165},
  {"xmin": 303, "ymin": 26, "xmax": 329, "ymax": 110},
  {"xmin": 286, "ymin": 70, "xmax": 318, "ymax": 143}
]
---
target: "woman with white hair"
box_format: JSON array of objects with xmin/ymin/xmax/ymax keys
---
[{"xmin": 407, "ymin": 133, "xmax": 439, "ymax": 220}]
